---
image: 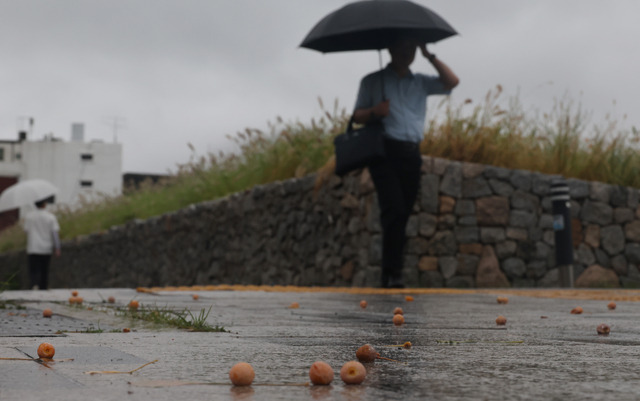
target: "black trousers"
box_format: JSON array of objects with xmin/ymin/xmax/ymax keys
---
[
  {"xmin": 28, "ymin": 254, "xmax": 51, "ymax": 290},
  {"xmin": 368, "ymin": 138, "xmax": 422, "ymax": 287}
]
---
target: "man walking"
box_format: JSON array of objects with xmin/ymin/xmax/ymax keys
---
[
  {"xmin": 353, "ymin": 35, "xmax": 459, "ymax": 288},
  {"xmin": 23, "ymin": 199, "xmax": 61, "ymax": 289}
]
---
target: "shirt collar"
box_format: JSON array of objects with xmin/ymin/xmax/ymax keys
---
[{"xmin": 384, "ymin": 63, "xmax": 414, "ymax": 79}]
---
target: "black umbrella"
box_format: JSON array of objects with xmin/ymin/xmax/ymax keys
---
[{"xmin": 300, "ymin": 0, "xmax": 457, "ymax": 53}]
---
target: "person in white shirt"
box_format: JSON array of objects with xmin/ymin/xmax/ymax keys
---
[{"xmin": 23, "ymin": 200, "xmax": 61, "ymax": 290}]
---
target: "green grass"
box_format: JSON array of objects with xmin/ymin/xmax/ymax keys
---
[
  {"xmin": 0, "ymin": 88, "xmax": 638, "ymax": 253},
  {"xmin": 120, "ymin": 305, "xmax": 227, "ymax": 332}
]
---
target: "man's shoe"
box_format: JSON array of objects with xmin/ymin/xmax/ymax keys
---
[
  {"xmin": 388, "ymin": 276, "xmax": 405, "ymax": 289},
  {"xmin": 380, "ymin": 273, "xmax": 390, "ymax": 288}
]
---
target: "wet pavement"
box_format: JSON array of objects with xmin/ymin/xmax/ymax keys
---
[{"xmin": 0, "ymin": 287, "xmax": 639, "ymax": 400}]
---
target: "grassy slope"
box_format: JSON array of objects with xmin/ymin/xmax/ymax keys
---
[{"xmin": 1, "ymin": 89, "xmax": 639, "ymax": 252}]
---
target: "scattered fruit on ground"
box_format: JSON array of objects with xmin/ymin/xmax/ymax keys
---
[
  {"xmin": 75, "ymin": 297, "xmax": 83, "ymax": 305},
  {"xmin": 393, "ymin": 314, "xmax": 405, "ymax": 326},
  {"xmin": 608, "ymin": 302, "xmax": 616, "ymax": 310},
  {"xmin": 597, "ymin": 324, "xmax": 610, "ymax": 335},
  {"xmin": 497, "ymin": 297, "xmax": 509, "ymax": 304},
  {"xmin": 309, "ymin": 361, "xmax": 334, "ymax": 385},
  {"xmin": 356, "ymin": 344, "xmax": 379, "ymax": 363},
  {"xmin": 340, "ymin": 361, "xmax": 366, "ymax": 385},
  {"xmin": 496, "ymin": 315, "xmax": 507, "ymax": 325},
  {"xmin": 42, "ymin": 309, "xmax": 53, "ymax": 318},
  {"xmin": 359, "ymin": 300, "xmax": 367, "ymax": 309},
  {"xmin": 229, "ymin": 362, "xmax": 255, "ymax": 386},
  {"xmin": 129, "ymin": 300, "xmax": 140, "ymax": 310},
  {"xmin": 86, "ymin": 306, "xmax": 93, "ymax": 311},
  {"xmin": 288, "ymin": 302, "xmax": 299, "ymax": 309},
  {"xmin": 393, "ymin": 307, "xmax": 404, "ymax": 315},
  {"xmin": 107, "ymin": 296, "xmax": 115, "ymax": 304},
  {"xmin": 405, "ymin": 295, "xmax": 414, "ymax": 302},
  {"xmin": 402, "ymin": 341, "xmax": 412, "ymax": 349},
  {"xmin": 571, "ymin": 307, "xmax": 583, "ymax": 314},
  {"xmin": 192, "ymin": 294, "xmax": 199, "ymax": 300},
  {"xmin": 71, "ymin": 290, "xmax": 78, "ymax": 297},
  {"xmin": 68, "ymin": 297, "xmax": 77, "ymax": 305},
  {"xmin": 123, "ymin": 328, "xmax": 131, "ymax": 333},
  {"xmin": 37, "ymin": 342, "xmax": 55, "ymax": 359}
]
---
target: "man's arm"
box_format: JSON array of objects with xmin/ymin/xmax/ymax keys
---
[
  {"xmin": 353, "ymin": 100, "xmax": 390, "ymax": 125},
  {"xmin": 420, "ymin": 44, "xmax": 459, "ymax": 90},
  {"xmin": 52, "ymin": 230, "xmax": 61, "ymax": 257}
]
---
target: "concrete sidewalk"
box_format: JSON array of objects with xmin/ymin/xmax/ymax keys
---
[{"xmin": 1, "ymin": 287, "xmax": 639, "ymax": 400}]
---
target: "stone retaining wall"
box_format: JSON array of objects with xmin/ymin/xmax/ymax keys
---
[{"xmin": 2, "ymin": 156, "xmax": 640, "ymax": 289}]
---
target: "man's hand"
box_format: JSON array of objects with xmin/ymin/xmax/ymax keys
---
[
  {"xmin": 372, "ymin": 100, "xmax": 390, "ymax": 119},
  {"xmin": 353, "ymin": 99, "xmax": 390, "ymax": 124},
  {"xmin": 419, "ymin": 43, "xmax": 431, "ymax": 59}
]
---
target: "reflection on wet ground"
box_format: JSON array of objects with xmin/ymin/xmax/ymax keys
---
[{"xmin": 1, "ymin": 288, "xmax": 639, "ymax": 400}]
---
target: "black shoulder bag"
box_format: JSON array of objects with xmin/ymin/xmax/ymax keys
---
[
  {"xmin": 333, "ymin": 117, "xmax": 386, "ymax": 176},
  {"xmin": 333, "ymin": 66, "xmax": 387, "ymax": 176}
]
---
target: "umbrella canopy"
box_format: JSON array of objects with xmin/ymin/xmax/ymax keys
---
[
  {"xmin": 0, "ymin": 179, "xmax": 58, "ymax": 213},
  {"xmin": 300, "ymin": 0, "xmax": 457, "ymax": 53}
]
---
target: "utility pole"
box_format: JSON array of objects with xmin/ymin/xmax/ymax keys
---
[{"xmin": 104, "ymin": 116, "xmax": 126, "ymax": 143}]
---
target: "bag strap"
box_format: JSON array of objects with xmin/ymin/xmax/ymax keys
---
[
  {"xmin": 349, "ymin": 53, "xmax": 387, "ymax": 130},
  {"xmin": 346, "ymin": 115, "xmax": 355, "ymax": 133},
  {"xmin": 378, "ymin": 50, "xmax": 386, "ymax": 101}
]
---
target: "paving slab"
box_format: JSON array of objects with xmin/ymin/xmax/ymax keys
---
[{"xmin": 1, "ymin": 288, "xmax": 640, "ymax": 400}]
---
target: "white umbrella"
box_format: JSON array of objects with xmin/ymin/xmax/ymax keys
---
[{"xmin": 0, "ymin": 179, "xmax": 58, "ymax": 213}]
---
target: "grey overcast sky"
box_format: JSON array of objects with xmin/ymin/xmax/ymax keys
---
[{"xmin": 0, "ymin": 1, "xmax": 638, "ymax": 174}]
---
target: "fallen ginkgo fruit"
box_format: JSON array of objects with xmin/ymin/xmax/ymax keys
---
[
  {"xmin": 497, "ymin": 297, "xmax": 509, "ymax": 304},
  {"xmin": 607, "ymin": 302, "xmax": 616, "ymax": 310},
  {"xmin": 393, "ymin": 307, "xmax": 404, "ymax": 315},
  {"xmin": 229, "ymin": 362, "xmax": 255, "ymax": 386},
  {"xmin": 123, "ymin": 328, "xmax": 131, "ymax": 333},
  {"xmin": 393, "ymin": 314, "xmax": 405, "ymax": 326},
  {"xmin": 68, "ymin": 297, "xmax": 77, "ymax": 305},
  {"xmin": 192, "ymin": 294, "xmax": 199, "ymax": 300},
  {"xmin": 340, "ymin": 361, "xmax": 366, "ymax": 385},
  {"xmin": 496, "ymin": 315, "xmax": 507, "ymax": 325},
  {"xmin": 571, "ymin": 307, "xmax": 583, "ymax": 315},
  {"xmin": 288, "ymin": 302, "xmax": 299, "ymax": 309},
  {"xmin": 597, "ymin": 324, "xmax": 610, "ymax": 335},
  {"xmin": 405, "ymin": 295, "xmax": 414, "ymax": 302},
  {"xmin": 37, "ymin": 342, "xmax": 55, "ymax": 359},
  {"xmin": 309, "ymin": 361, "xmax": 334, "ymax": 385},
  {"xmin": 71, "ymin": 290, "xmax": 79, "ymax": 297},
  {"xmin": 129, "ymin": 300, "xmax": 140, "ymax": 310},
  {"xmin": 359, "ymin": 300, "xmax": 367, "ymax": 309},
  {"xmin": 108, "ymin": 296, "xmax": 116, "ymax": 304},
  {"xmin": 42, "ymin": 309, "xmax": 53, "ymax": 318},
  {"xmin": 356, "ymin": 344, "xmax": 379, "ymax": 363}
]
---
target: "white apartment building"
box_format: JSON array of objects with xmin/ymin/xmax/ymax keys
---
[{"xmin": 0, "ymin": 123, "xmax": 122, "ymax": 210}]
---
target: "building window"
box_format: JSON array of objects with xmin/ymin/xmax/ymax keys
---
[
  {"xmin": 15, "ymin": 152, "xmax": 21, "ymax": 160},
  {"xmin": 80, "ymin": 180, "xmax": 93, "ymax": 187},
  {"xmin": 81, "ymin": 153, "xmax": 93, "ymax": 161},
  {"xmin": 0, "ymin": 148, "xmax": 4, "ymax": 161}
]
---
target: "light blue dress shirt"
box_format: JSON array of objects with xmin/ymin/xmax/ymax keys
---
[{"xmin": 354, "ymin": 64, "xmax": 450, "ymax": 143}]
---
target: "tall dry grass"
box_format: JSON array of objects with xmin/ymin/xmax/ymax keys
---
[
  {"xmin": 1, "ymin": 88, "xmax": 638, "ymax": 252},
  {"xmin": 424, "ymin": 86, "xmax": 640, "ymax": 186}
]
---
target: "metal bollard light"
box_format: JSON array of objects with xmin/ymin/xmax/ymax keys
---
[{"xmin": 551, "ymin": 178, "xmax": 574, "ymax": 287}]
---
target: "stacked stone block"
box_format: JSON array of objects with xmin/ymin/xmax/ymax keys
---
[{"xmin": 1, "ymin": 155, "xmax": 639, "ymax": 289}]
